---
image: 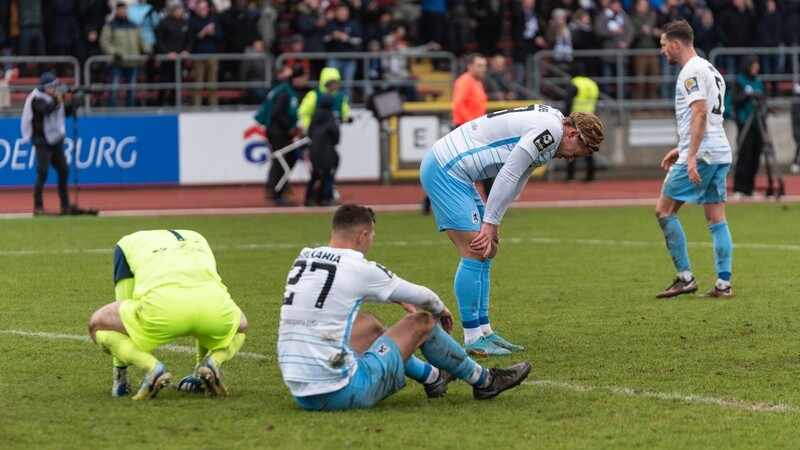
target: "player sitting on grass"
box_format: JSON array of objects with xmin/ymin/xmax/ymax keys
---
[
  {"xmin": 277, "ymin": 204, "xmax": 532, "ymax": 410},
  {"xmin": 88, "ymin": 230, "xmax": 248, "ymax": 400}
]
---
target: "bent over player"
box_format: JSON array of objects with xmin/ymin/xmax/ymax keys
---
[
  {"xmin": 420, "ymin": 105, "xmax": 604, "ymax": 355},
  {"xmin": 655, "ymin": 20, "xmax": 734, "ymax": 299},
  {"xmin": 277, "ymin": 205, "xmax": 531, "ymax": 411},
  {"xmin": 88, "ymin": 230, "xmax": 248, "ymax": 400}
]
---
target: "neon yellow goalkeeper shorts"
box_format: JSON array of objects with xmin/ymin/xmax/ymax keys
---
[{"xmin": 119, "ymin": 284, "xmax": 242, "ymax": 352}]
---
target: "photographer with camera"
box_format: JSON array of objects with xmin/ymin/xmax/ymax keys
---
[
  {"xmin": 20, "ymin": 72, "xmax": 83, "ymax": 216},
  {"xmin": 730, "ymin": 55, "xmax": 765, "ymax": 198}
]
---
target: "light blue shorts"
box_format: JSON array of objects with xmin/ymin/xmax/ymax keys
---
[
  {"xmin": 293, "ymin": 336, "xmax": 406, "ymax": 411},
  {"xmin": 420, "ymin": 151, "xmax": 484, "ymax": 232},
  {"xmin": 662, "ymin": 163, "xmax": 730, "ymax": 204}
]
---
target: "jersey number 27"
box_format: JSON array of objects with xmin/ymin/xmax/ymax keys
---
[{"xmin": 283, "ymin": 260, "xmax": 337, "ymax": 308}]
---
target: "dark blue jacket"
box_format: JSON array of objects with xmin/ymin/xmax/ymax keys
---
[
  {"xmin": 323, "ymin": 18, "xmax": 362, "ymax": 53},
  {"xmin": 189, "ymin": 13, "xmax": 222, "ymax": 54}
]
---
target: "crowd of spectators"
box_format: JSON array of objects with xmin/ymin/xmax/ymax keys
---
[{"xmin": 0, "ymin": 0, "xmax": 797, "ymax": 106}]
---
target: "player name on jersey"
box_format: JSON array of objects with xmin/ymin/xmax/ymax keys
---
[{"xmin": 298, "ymin": 249, "xmax": 341, "ymax": 263}]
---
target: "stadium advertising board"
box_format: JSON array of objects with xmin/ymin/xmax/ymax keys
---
[
  {"xmin": 178, "ymin": 110, "xmax": 381, "ymax": 184},
  {"xmin": 1, "ymin": 110, "xmax": 380, "ymax": 188},
  {"xmin": 399, "ymin": 116, "xmax": 440, "ymax": 162},
  {"xmin": 0, "ymin": 115, "xmax": 179, "ymax": 187}
]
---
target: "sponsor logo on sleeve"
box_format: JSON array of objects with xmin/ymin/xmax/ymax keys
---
[
  {"xmin": 684, "ymin": 77, "xmax": 699, "ymax": 94},
  {"xmin": 533, "ymin": 129, "xmax": 555, "ymax": 151}
]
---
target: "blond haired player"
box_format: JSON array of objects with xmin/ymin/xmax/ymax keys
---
[{"xmin": 420, "ymin": 105, "xmax": 604, "ymax": 355}]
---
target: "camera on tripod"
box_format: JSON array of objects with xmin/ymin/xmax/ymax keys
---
[
  {"xmin": 750, "ymin": 91, "xmax": 769, "ymax": 115},
  {"xmin": 738, "ymin": 87, "xmax": 785, "ymax": 198},
  {"xmin": 57, "ymin": 84, "xmax": 85, "ymax": 96}
]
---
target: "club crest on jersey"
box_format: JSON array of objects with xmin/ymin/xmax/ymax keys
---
[
  {"xmin": 471, "ymin": 211, "xmax": 479, "ymax": 224},
  {"xmin": 533, "ymin": 129, "xmax": 554, "ymax": 151},
  {"xmin": 376, "ymin": 343, "xmax": 390, "ymax": 356},
  {"xmin": 684, "ymin": 77, "xmax": 699, "ymax": 94}
]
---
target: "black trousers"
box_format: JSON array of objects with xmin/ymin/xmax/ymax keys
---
[
  {"xmin": 33, "ymin": 140, "xmax": 70, "ymax": 210},
  {"xmin": 158, "ymin": 60, "xmax": 178, "ymax": 106},
  {"xmin": 266, "ymin": 131, "xmax": 297, "ymax": 198},
  {"xmin": 733, "ymin": 124, "xmax": 763, "ymax": 195}
]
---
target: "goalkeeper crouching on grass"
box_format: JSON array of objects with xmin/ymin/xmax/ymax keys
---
[{"xmin": 88, "ymin": 230, "xmax": 248, "ymax": 400}]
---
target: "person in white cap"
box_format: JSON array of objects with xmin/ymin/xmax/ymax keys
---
[{"xmin": 20, "ymin": 72, "xmax": 82, "ymax": 216}]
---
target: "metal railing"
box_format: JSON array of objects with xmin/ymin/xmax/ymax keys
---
[
  {"xmin": 83, "ymin": 52, "xmax": 273, "ymax": 112},
  {"xmin": 274, "ymin": 50, "xmax": 459, "ymax": 99},
  {"xmin": 531, "ymin": 46, "xmax": 800, "ymax": 117},
  {"xmin": 4, "ymin": 47, "xmax": 800, "ymax": 115}
]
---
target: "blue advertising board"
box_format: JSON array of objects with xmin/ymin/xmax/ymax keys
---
[{"xmin": 0, "ymin": 115, "xmax": 179, "ymax": 187}]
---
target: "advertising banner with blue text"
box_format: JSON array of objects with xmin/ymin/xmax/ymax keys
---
[{"xmin": 0, "ymin": 115, "xmax": 179, "ymax": 187}]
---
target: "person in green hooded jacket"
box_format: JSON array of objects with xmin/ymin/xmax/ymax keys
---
[{"xmin": 298, "ymin": 66, "xmax": 351, "ymax": 131}]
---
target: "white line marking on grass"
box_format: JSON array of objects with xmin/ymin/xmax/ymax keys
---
[
  {"xmin": 4, "ymin": 194, "xmax": 798, "ymax": 219},
  {"xmin": 527, "ymin": 379, "xmax": 800, "ymax": 413},
  {"xmin": 0, "ymin": 329, "xmax": 272, "ymax": 361},
  {"xmin": 2, "ymin": 329, "xmax": 93, "ymax": 342},
  {"xmin": 2, "ymin": 237, "xmax": 799, "ymax": 257},
  {"xmin": 4, "ymin": 329, "xmax": 799, "ymax": 413}
]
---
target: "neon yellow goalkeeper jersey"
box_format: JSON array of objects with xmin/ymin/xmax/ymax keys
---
[{"xmin": 113, "ymin": 229, "xmax": 227, "ymax": 300}]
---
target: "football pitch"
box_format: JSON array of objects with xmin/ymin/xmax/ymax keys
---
[{"xmin": 2, "ymin": 202, "xmax": 799, "ymax": 449}]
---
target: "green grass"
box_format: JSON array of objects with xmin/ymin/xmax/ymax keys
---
[{"xmin": 2, "ymin": 202, "xmax": 800, "ymax": 449}]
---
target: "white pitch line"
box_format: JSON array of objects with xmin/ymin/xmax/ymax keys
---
[
  {"xmin": 3, "ymin": 328, "xmax": 798, "ymax": 414},
  {"xmin": 0, "ymin": 329, "xmax": 272, "ymax": 361},
  {"xmin": 3, "ymin": 194, "xmax": 798, "ymax": 219},
  {"xmin": 527, "ymin": 379, "xmax": 800, "ymax": 413},
  {"xmin": 2, "ymin": 236, "xmax": 799, "ymax": 257}
]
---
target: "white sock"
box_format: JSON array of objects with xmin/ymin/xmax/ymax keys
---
[
  {"xmin": 465, "ymin": 365, "xmax": 488, "ymax": 386},
  {"xmin": 463, "ymin": 327, "xmax": 483, "ymax": 344},
  {"xmin": 113, "ymin": 366, "xmax": 129, "ymax": 384},
  {"xmin": 678, "ymin": 270, "xmax": 693, "ymax": 282},
  {"xmin": 716, "ymin": 279, "xmax": 731, "ymax": 289},
  {"xmin": 423, "ymin": 367, "xmax": 440, "ymax": 384},
  {"xmin": 480, "ymin": 323, "xmax": 494, "ymax": 337}
]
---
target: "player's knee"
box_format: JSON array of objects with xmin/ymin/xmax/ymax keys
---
[
  {"xmin": 238, "ymin": 311, "xmax": 248, "ymax": 333},
  {"xmin": 410, "ymin": 312, "xmax": 435, "ymax": 331},
  {"xmin": 88, "ymin": 309, "xmax": 103, "ymax": 341}
]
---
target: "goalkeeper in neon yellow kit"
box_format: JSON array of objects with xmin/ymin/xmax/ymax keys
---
[{"xmin": 88, "ymin": 229, "xmax": 248, "ymax": 400}]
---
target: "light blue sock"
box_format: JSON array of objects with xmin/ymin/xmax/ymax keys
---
[
  {"xmin": 419, "ymin": 324, "xmax": 479, "ymax": 381},
  {"xmin": 658, "ymin": 215, "xmax": 691, "ymax": 273},
  {"xmin": 479, "ymin": 258, "xmax": 492, "ymax": 328},
  {"xmin": 709, "ymin": 221, "xmax": 732, "ymax": 281},
  {"xmin": 403, "ymin": 355, "xmax": 432, "ymax": 384},
  {"xmin": 455, "ymin": 257, "xmax": 483, "ymax": 331}
]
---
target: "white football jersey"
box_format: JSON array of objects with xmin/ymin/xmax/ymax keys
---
[
  {"xmin": 431, "ymin": 104, "xmax": 565, "ymax": 184},
  {"xmin": 277, "ymin": 246, "xmax": 400, "ymax": 397},
  {"xmin": 674, "ymin": 56, "xmax": 732, "ymax": 164}
]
